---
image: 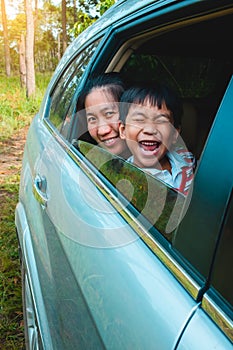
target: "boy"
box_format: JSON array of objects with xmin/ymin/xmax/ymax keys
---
[{"xmin": 119, "ymin": 83, "xmax": 195, "ymax": 195}]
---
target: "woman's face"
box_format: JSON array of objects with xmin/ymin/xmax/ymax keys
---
[{"xmin": 85, "ymin": 88, "xmax": 126, "ymax": 155}]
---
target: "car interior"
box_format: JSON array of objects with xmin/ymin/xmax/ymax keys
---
[{"xmin": 106, "ymin": 11, "xmax": 233, "ymax": 160}]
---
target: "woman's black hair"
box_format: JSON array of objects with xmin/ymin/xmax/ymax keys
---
[
  {"xmin": 77, "ymin": 72, "xmax": 125, "ymax": 112},
  {"xmin": 119, "ymin": 82, "xmax": 183, "ymax": 128}
]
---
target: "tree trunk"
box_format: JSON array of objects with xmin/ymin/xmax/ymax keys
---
[
  {"xmin": 19, "ymin": 34, "xmax": 26, "ymax": 88},
  {"xmin": 62, "ymin": 0, "xmax": 67, "ymax": 54},
  {"xmin": 73, "ymin": 0, "xmax": 77, "ymax": 24},
  {"xmin": 57, "ymin": 32, "xmax": 61, "ymax": 61},
  {"xmin": 25, "ymin": 0, "xmax": 36, "ymax": 97},
  {"xmin": 1, "ymin": 0, "xmax": 11, "ymax": 77}
]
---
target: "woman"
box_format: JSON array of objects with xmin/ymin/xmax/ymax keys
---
[{"xmin": 77, "ymin": 73, "xmax": 130, "ymax": 158}]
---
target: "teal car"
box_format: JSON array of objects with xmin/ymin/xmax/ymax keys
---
[{"xmin": 15, "ymin": 0, "xmax": 233, "ymax": 349}]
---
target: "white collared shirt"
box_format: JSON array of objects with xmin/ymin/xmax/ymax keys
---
[{"xmin": 127, "ymin": 147, "xmax": 195, "ymax": 194}]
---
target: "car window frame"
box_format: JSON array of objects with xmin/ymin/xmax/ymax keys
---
[
  {"xmin": 201, "ymin": 187, "xmax": 233, "ymax": 343},
  {"xmin": 43, "ymin": 40, "xmax": 101, "ymax": 134}
]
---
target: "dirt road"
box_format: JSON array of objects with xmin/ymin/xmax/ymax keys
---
[{"xmin": 0, "ymin": 126, "xmax": 29, "ymax": 185}]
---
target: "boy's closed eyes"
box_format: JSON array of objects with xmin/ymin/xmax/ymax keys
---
[{"xmin": 126, "ymin": 106, "xmax": 173, "ymax": 125}]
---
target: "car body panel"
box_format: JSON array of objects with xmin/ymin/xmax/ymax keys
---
[
  {"xmin": 177, "ymin": 307, "xmax": 233, "ymax": 350},
  {"xmin": 15, "ymin": 202, "xmax": 53, "ymax": 349}
]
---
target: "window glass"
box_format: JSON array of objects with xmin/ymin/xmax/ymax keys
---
[
  {"xmin": 211, "ymin": 192, "xmax": 233, "ymax": 308},
  {"xmin": 48, "ymin": 42, "xmax": 99, "ymax": 132},
  {"xmin": 78, "ymin": 141, "xmax": 186, "ymax": 242}
]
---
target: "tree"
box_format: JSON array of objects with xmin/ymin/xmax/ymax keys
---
[
  {"xmin": 7, "ymin": 13, "xmax": 26, "ymax": 73},
  {"xmin": 1, "ymin": 0, "xmax": 11, "ymax": 76},
  {"xmin": 0, "ymin": 0, "xmax": 116, "ymax": 76},
  {"xmin": 25, "ymin": 0, "xmax": 35, "ymax": 97},
  {"xmin": 70, "ymin": 0, "xmax": 115, "ymax": 37},
  {"xmin": 98, "ymin": 0, "xmax": 115, "ymax": 16},
  {"xmin": 19, "ymin": 33, "xmax": 26, "ymax": 87},
  {"xmin": 62, "ymin": 0, "xmax": 67, "ymax": 54},
  {"xmin": 73, "ymin": 0, "xmax": 77, "ymax": 24},
  {"xmin": 34, "ymin": 2, "xmax": 61, "ymax": 70}
]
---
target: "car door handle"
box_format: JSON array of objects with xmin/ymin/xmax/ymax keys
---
[{"xmin": 33, "ymin": 175, "xmax": 48, "ymax": 207}]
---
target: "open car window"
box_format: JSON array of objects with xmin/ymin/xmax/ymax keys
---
[
  {"xmin": 121, "ymin": 52, "xmax": 232, "ymax": 161},
  {"xmin": 118, "ymin": 13, "xmax": 233, "ymax": 160}
]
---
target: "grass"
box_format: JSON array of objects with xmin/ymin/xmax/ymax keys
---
[
  {"xmin": 0, "ymin": 73, "xmax": 51, "ymax": 142},
  {"xmin": 0, "ymin": 178, "xmax": 24, "ymax": 350},
  {"xmin": 0, "ymin": 73, "xmax": 51, "ymax": 349}
]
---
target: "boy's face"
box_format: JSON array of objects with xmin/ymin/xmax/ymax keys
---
[
  {"xmin": 119, "ymin": 101, "xmax": 180, "ymax": 169},
  {"xmin": 85, "ymin": 89, "xmax": 126, "ymax": 155}
]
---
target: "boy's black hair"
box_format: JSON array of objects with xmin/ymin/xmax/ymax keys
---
[{"xmin": 119, "ymin": 82, "xmax": 183, "ymax": 128}]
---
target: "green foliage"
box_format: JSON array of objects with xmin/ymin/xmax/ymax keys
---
[
  {"xmin": 0, "ymin": 179, "xmax": 24, "ymax": 350},
  {"xmin": 70, "ymin": 11, "xmax": 97, "ymax": 37},
  {"xmin": 98, "ymin": 0, "xmax": 115, "ymax": 16},
  {"xmin": 69, "ymin": 0, "xmax": 116, "ymax": 37},
  {"xmin": 0, "ymin": 73, "xmax": 51, "ymax": 142},
  {"xmin": 8, "ymin": 14, "xmax": 26, "ymax": 43}
]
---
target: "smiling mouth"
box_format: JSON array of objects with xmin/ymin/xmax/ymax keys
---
[
  {"xmin": 139, "ymin": 141, "xmax": 161, "ymax": 152},
  {"xmin": 102, "ymin": 137, "xmax": 118, "ymax": 146}
]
